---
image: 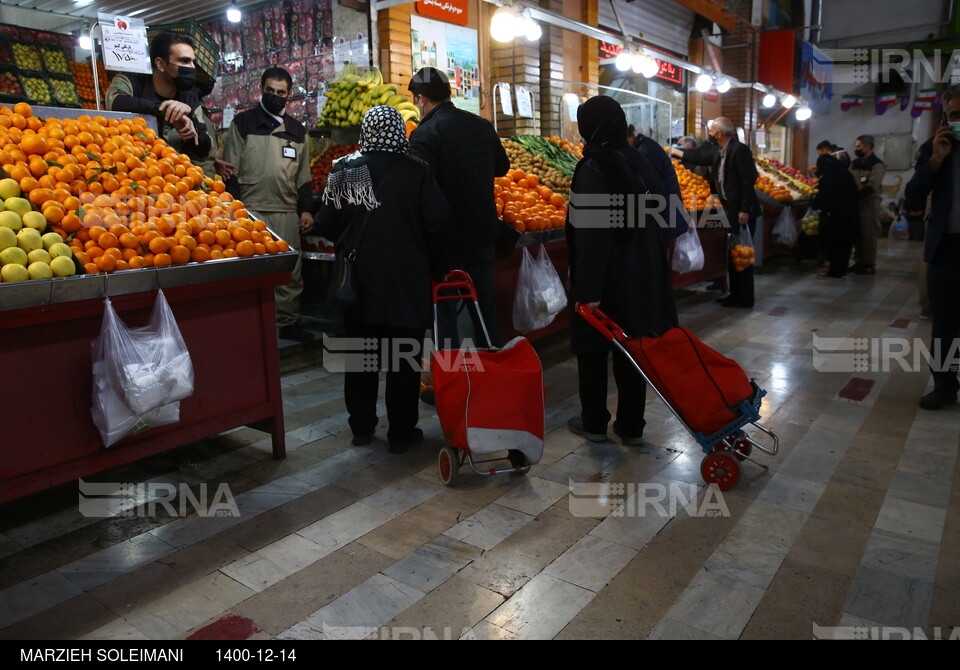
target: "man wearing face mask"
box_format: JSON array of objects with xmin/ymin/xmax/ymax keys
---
[
  {"xmin": 849, "ymin": 134, "xmax": 885, "ymax": 275},
  {"xmin": 105, "ymin": 31, "xmax": 211, "ymax": 163},
  {"xmin": 904, "ymin": 84, "xmax": 960, "ymax": 410},
  {"xmin": 222, "ymin": 67, "xmax": 315, "ymax": 343}
]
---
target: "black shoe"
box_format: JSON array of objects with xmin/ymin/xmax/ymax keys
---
[
  {"xmin": 352, "ymin": 433, "xmax": 374, "ymax": 446},
  {"xmin": 567, "ymin": 417, "xmax": 608, "ymax": 443},
  {"xmin": 388, "ymin": 428, "xmax": 424, "ymax": 454},
  {"xmin": 719, "ymin": 297, "xmax": 752, "ymax": 308},
  {"xmin": 848, "ymin": 263, "xmax": 864, "ymax": 274},
  {"xmin": 919, "ymin": 390, "xmax": 958, "ymax": 411},
  {"xmin": 920, "ymin": 307, "xmax": 932, "ymax": 320},
  {"xmin": 420, "ymin": 390, "xmax": 436, "ymax": 406},
  {"xmin": 818, "ymin": 272, "xmax": 845, "ymax": 279},
  {"xmin": 612, "ymin": 425, "xmax": 644, "ymax": 446},
  {"xmin": 279, "ymin": 323, "xmax": 316, "ymax": 343},
  {"xmin": 854, "ymin": 266, "xmax": 876, "ymax": 275},
  {"xmin": 706, "ymin": 281, "xmax": 724, "ymax": 291}
]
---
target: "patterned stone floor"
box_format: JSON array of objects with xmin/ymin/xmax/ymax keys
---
[{"xmin": 1, "ymin": 239, "xmax": 957, "ymax": 640}]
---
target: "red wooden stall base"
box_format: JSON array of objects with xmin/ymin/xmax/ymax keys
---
[{"xmin": 0, "ymin": 273, "xmax": 289, "ymax": 504}]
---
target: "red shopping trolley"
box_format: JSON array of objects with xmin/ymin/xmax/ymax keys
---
[
  {"xmin": 431, "ymin": 271, "xmax": 545, "ymax": 486},
  {"xmin": 576, "ymin": 305, "xmax": 778, "ymax": 490}
]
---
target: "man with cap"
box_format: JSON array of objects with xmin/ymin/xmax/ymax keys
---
[
  {"xmin": 106, "ymin": 31, "xmax": 211, "ymax": 164},
  {"xmin": 408, "ymin": 67, "xmax": 510, "ymax": 396}
]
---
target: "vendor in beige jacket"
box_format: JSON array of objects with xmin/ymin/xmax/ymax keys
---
[{"xmin": 849, "ymin": 134, "xmax": 886, "ymax": 275}]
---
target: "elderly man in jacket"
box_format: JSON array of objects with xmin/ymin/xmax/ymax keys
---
[{"xmin": 849, "ymin": 134, "xmax": 885, "ymax": 275}]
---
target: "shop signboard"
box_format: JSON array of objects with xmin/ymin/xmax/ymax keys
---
[
  {"xmin": 98, "ymin": 14, "xmax": 151, "ymax": 74},
  {"xmin": 411, "ymin": 15, "xmax": 479, "ymax": 115},
  {"xmin": 415, "ymin": 0, "xmax": 469, "ymax": 26},
  {"xmin": 598, "ymin": 41, "xmax": 684, "ymax": 87}
]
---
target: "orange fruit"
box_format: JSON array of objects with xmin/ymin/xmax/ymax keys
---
[
  {"xmin": 169, "ymin": 245, "xmax": 190, "ymax": 265},
  {"xmin": 153, "ymin": 252, "xmax": 172, "ymax": 267},
  {"xmin": 148, "ymin": 236, "xmax": 169, "ymax": 254},
  {"xmin": 94, "ymin": 253, "xmax": 116, "ymax": 272},
  {"xmin": 236, "ymin": 240, "xmax": 255, "ymax": 257}
]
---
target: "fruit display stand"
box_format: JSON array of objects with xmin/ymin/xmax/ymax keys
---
[{"xmin": 0, "ymin": 251, "xmax": 297, "ymax": 504}]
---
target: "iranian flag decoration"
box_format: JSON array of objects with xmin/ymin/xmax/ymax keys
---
[
  {"xmin": 912, "ymin": 88, "xmax": 939, "ymax": 118},
  {"xmin": 841, "ymin": 95, "xmax": 863, "ymax": 111},
  {"xmin": 875, "ymin": 92, "xmax": 899, "ymax": 115}
]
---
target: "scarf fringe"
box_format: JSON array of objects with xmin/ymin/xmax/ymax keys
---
[{"xmin": 323, "ymin": 163, "xmax": 381, "ymax": 211}]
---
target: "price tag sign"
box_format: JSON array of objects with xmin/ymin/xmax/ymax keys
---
[
  {"xmin": 756, "ymin": 129, "xmax": 767, "ymax": 148},
  {"xmin": 498, "ymin": 82, "xmax": 513, "ymax": 116},
  {"xmin": 222, "ymin": 106, "xmax": 236, "ymax": 130},
  {"xmin": 333, "ymin": 38, "xmax": 351, "ymax": 74},
  {"xmin": 98, "ymin": 13, "xmax": 151, "ymax": 74},
  {"xmin": 349, "ymin": 34, "xmax": 368, "ymax": 65},
  {"xmin": 515, "ymin": 86, "xmax": 533, "ymax": 118}
]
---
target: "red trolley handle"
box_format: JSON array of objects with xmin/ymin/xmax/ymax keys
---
[
  {"xmin": 575, "ymin": 304, "xmax": 629, "ymax": 343},
  {"xmin": 432, "ymin": 269, "xmax": 479, "ymax": 303}
]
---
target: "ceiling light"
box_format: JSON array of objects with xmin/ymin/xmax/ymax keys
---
[
  {"xmin": 78, "ymin": 34, "xmax": 92, "ymax": 50},
  {"xmin": 522, "ymin": 14, "xmax": 541, "ymax": 41},
  {"xmin": 761, "ymin": 93, "xmax": 777, "ymax": 108},
  {"xmin": 227, "ymin": 5, "xmax": 242, "ymax": 23},
  {"xmin": 490, "ymin": 6, "xmax": 520, "ymax": 42},
  {"xmin": 781, "ymin": 94, "xmax": 797, "ymax": 108},
  {"xmin": 615, "ymin": 50, "xmax": 632, "ymax": 71},
  {"xmin": 640, "ymin": 55, "xmax": 659, "ymax": 79},
  {"xmin": 795, "ymin": 106, "xmax": 812, "ymax": 121},
  {"xmin": 631, "ymin": 53, "xmax": 646, "ymax": 74},
  {"xmin": 695, "ymin": 73, "xmax": 713, "ymax": 92},
  {"xmin": 716, "ymin": 78, "xmax": 731, "ymax": 93}
]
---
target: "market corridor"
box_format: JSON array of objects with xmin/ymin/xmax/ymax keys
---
[{"xmin": 1, "ymin": 239, "xmax": 957, "ymax": 641}]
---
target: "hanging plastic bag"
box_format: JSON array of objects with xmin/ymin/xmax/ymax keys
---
[
  {"xmin": 90, "ymin": 297, "xmax": 184, "ymax": 447},
  {"xmin": 800, "ymin": 208, "xmax": 820, "ymax": 236},
  {"xmin": 671, "ymin": 224, "xmax": 705, "ymax": 274},
  {"xmin": 513, "ymin": 244, "xmax": 568, "ymax": 333},
  {"xmin": 888, "ymin": 213, "xmax": 909, "ymax": 240},
  {"xmin": 729, "ymin": 225, "xmax": 756, "ymax": 272},
  {"xmin": 772, "ymin": 206, "xmax": 799, "ymax": 247}
]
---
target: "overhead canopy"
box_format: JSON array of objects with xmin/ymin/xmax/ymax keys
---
[
  {"xmin": 598, "ymin": 0, "xmax": 697, "ymax": 57},
  {"xmin": 0, "ymin": 0, "xmax": 263, "ymax": 30}
]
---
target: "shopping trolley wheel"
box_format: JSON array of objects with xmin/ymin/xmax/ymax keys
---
[
  {"xmin": 720, "ymin": 435, "xmax": 752, "ymax": 462},
  {"xmin": 438, "ymin": 446, "xmax": 461, "ymax": 487},
  {"xmin": 700, "ymin": 452, "xmax": 740, "ymax": 490}
]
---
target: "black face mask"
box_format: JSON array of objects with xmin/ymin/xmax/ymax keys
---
[
  {"xmin": 169, "ymin": 64, "xmax": 196, "ymax": 91},
  {"xmin": 262, "ymin": 92, "xmax": 287, "ymax": 116},
  {"xmin": 854, "ymin": 149, "xmax": 865, "ymax": 158},
  {"xmin": 707, "ymin": 134, "xmax": 719, "ymax": 145}
]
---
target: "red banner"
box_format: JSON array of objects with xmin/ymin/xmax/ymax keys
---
[{"xmin": 416, "ymin": 0, "xmax": 469, "ymax": 26}]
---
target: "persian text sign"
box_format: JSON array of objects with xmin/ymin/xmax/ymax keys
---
[
  {"xmin": 416, "ymin": 0, "xmax": 469, "ymax": 27},
  {"xmin": 98, "ymin": 13, "xmax": 151, "ymax": 74}
]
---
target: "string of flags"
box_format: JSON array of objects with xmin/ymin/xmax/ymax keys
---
[
  {"xmin": 840, "ymin": 89, "xmax": 941, "ymax": 116},
  {"xmin": 912, "ymin": 88, "xmax": 939, "ymax": 117}
]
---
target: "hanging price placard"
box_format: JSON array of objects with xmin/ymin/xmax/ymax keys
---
[
  {"xmin": 515, "ymin": 85, "xmax": 533, "ymax": 118},
  {"xmin": 498, "ymin": 82, "xmax": 514, "ymax": 116},
  {"xmin": 98, "ymin": 13, "xmax": 151, "ymax": 74}
]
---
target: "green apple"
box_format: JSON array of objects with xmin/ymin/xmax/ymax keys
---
[
  {"xmin": 49, "ymin": 255, "xmax": 76, "ymax": 277},
  {"xmin": 0, "ymin": 210, "xmax": 21, "ymax": 232},
  {"xmin": 16, "ymin": 228, "xmax": 42, "ymax": 253},
  {"xmin": 0, "ymin": 246, "xmax": 27, "ymax": 266},
  {"xmin": 0, "ymin": 178, "xmax": 20, "ymax": 200},
  {"xmin": 41, "ymin": 232, "xmax": 62, "ymax": 249},
  {"xmin": 27, "ymin": 248, "xmax": 50, "ymax": 264},
  {"xmin": 0, "ymin": 263, "xmax": 28, "ymax": 282},
  {"xmin": 27, "ymin": 261, "xmax": 53, "ymax": 280},
  {"xmin": 4, "ymin": 197, "xmax": 31, "ymax": 218},
  {"xmin": 21, "ymin": 211, "xmax": 46, "ymax": 233},
  {"xmin": 48, "ymin": 242, "xmax": 73, "ymax": 259},
  {"xmin": 0, "ymin": 226, "xmax": 16, "ymax": 252}
]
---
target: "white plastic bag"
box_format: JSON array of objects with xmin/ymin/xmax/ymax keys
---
[
  {"xmin": 98, "ymin": 290, "xmax": 194, "ymax": 415},
  {"xmin": 888, "ymin": 213, "xmax": 909, "ymax": 240},
  {"xmin": 772, "ymin": 206, "xmax": 799, "ymax": 247},
  {"xmin": 513, "ymin": 244, "xmax": 568, "ymax": 333},
  {"xmin": 671, "ymin": 225, "xmax": 705, "ymax": 274}
]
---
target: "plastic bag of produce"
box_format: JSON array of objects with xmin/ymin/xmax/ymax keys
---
[
  {"xmin": 772, "ymin": 206, "xmax": 799, "ymax": 248},
  {"xmin": 513, "ymin": 244, "xmax": 568, "ymax": 333},
  {"xmin": 888, "ymin": 213, "xmax": 910, "ymax": 240},
  {"xmin": 671, "ymin": 224, "xmax": 705, "ymax": 274},
  {"xmin": 729, "ymin": 225, "xmax": 755, "ymax": 272},
  {"xmin": 96, "ymin": 292, "xmax": 194, "ymax": 416}
]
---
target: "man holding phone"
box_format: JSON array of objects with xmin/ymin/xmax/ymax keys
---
[{"xmin": 904, "ymin": 84, "xmax": 960, "ymax": 410}]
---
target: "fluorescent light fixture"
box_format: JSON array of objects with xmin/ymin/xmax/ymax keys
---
[
  {"xmin": 78, "ymin": 34, "xmax": 92, "ymax": 50},
  {"xmin": 795, "ymin": 106, "xmax": 812, "ymax": 121},
  {"xmin": 695, "ymin": 73, "xmax": 713, "ymax": 92},
  {"xmin": 615, "ymin": 50, "xmax": 632, "ymax": 71},
  {"xmin": 716, "ymin": 78, "xmax": 731, "ymax": 93},
  {"xmin": 781, "ymin": 94, "xmax": 797, "ymax": 108},
  {"xmin": 761, "ymin": 93, "xmax": 777, "ymax": 108},
  {"xmin": 490, "ymin": 6, "xmax": 519, "ymax": 42},
  {"xmin": 640, "ymin": 55, "xmax": 659, "ymax": 79},
  {"xmin": 227, "ymin": 5, "xmax": 242, "ymax": 23}
]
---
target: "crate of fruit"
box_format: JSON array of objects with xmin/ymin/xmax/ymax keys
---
[
  {"xmin": 18, "ymin": 72, "xmax": 54, "ymax": 105},
  {"xmin": 48, "ymin": 73, "xmax": 81, "ymax": 106},
  {"xmin": 147, "ymin": 21, "xmax": 219, "ymax": 81},
  {"xmin": 10, "ymin": 41, "xmax": 43, "ymax": 72},
  {"xmin": 70, "ymin": 61, "xmax": 97, "ymax": 102},
  {"xmin": 39, "ymin": 45, "xmax": 71, "ymax": 75},
  {"xmin": 0, "ymin": 38, "xmax": 14, "ymax": 67}
]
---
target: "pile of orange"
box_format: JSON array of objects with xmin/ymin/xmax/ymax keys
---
[
  {"xmin": 494, "ymin": 169, "xmax": 567, "ymax": 233},
  {"xmin": 671, "ymin": 159, "xmax": 717, "ymax": 212},
  {"xmin": 0, "ymin": 102, "xmax": 291, "ymax": 274},
  {"xmin": 754, "ymin": 175, "xmax": 793, "ymax": 202}
]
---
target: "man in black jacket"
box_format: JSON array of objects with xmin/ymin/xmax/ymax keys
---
[
  {"xmin": 408, "ymin": 68, "xmax": 510, "ymax": 352},
  {"xmin": 904, "ymin": 84, "xmax": 960, "ymax": 410}
]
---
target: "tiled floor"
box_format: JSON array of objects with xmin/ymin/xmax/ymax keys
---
[{"xmin": 1, "ymin": 239, "xmax": 958, "ymax": 640}]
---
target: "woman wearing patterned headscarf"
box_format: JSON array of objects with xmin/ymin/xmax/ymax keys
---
[
  {"xmin": 316, "ymin": 106, "xmax": 449, "ymax": 453},
  {"xmin": 566, "ymin": 95, "xmax": 679, "ymax": 446}
]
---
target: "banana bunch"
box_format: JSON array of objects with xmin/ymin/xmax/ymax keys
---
[{"xmin": 318, "ymin": 64, "xmax": 421, "ymax": 128}]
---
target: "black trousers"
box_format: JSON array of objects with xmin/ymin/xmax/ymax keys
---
[
  {"xmin": 928, "ymin": 234, "xmax": 960, "ymax": 395},
  {"xmin": 727, "ymin": 214, "xmax": 756, "ymax": 307},
  {"xmin": 436, "ymin": 248, "xmax": 501, "ymax": 349},
  {"xmin": 343, "ymin": 321, "xmax": 424, "ymax": 443},
  {"xmin": 577, "ymin": 347, "xmax": 647, "ymax": 437},
  {"xmin": 822, "ymin": 220, "xmax": 854, "ymax": 277}
]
